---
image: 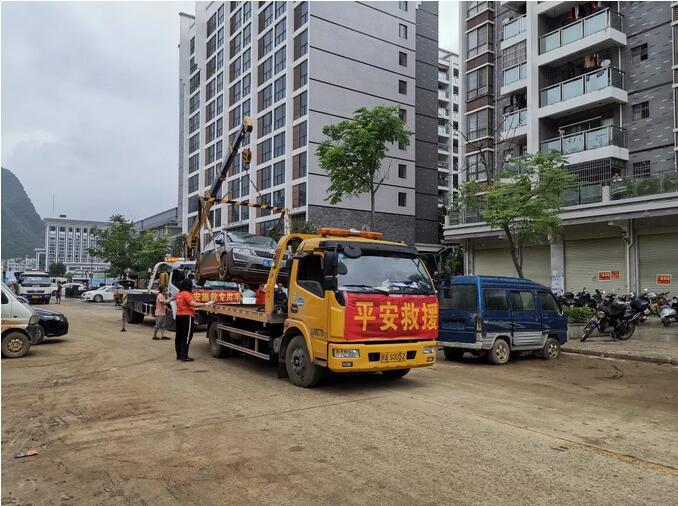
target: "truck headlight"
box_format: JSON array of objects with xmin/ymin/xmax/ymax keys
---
[
  {"xmin": 29, "ymin": 315, "xmax": 39, "ymax": 325},
  {"xmin": 332, "ymin": 349, "xmax": 360, "ymax": 359},
  {"xmin": 423, "ymin": 345, "xmax": 436, "ymax": 355}
]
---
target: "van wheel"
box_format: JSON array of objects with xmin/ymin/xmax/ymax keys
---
[
  {"xmin": 2, "ymin": 332, "xmax": 31, "ymax": 358},
  {"xmin": 381, "ymin": 368, "xmax": 410, "ymax": 379},
  {"xmin": 285, "ymin": 335, "xmax": 322, "ymax": 387},
  {"xmin": 539, "ymin": 338, "xmax": 560, "ymax": 360},
  {"xmin": 208, "ymin": 321, "xmax": 231, "ymax": 358},
  {"xmin": 443, "ymin": 348, "xmax": 464, "ymax": 361},
  {"xmin": 488, "ymin": 339, "xmax": 510, "ymax": 365}
]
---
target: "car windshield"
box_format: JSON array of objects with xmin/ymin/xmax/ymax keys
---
[
  {"xmin": 337, "ymin": 254, "xmax": 433, "ymax": 294},
  {"xmin": 227, "ymin": 232, "xmax": 276, "ymax": 248}
]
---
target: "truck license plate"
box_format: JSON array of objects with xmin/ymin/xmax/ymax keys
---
[
  {"xmin": 263, "ymin": 259, "xmax": 273, "ymax": 268},
  {"xmin": 381, "ymin": 351, "xmax": 406, "ymax": 362}
]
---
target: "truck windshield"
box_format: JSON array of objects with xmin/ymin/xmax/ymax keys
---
[
  {"xmin": 337, "ymin": 254, "xmax": 433, "ymax": 294},
  {"xmin": 21, "ymin": 276, "xmax": 50, "ymax": 285}
]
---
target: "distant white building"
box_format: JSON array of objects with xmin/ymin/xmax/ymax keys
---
[
  {"xmin": 2, "ymin": 257, "xmax": 38, "ymax": 273},
  {"xmin": 44, "ymin": 216, "xmax": 110, "ymax": 273}
]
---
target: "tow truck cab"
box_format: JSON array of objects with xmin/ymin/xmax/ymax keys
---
[{"xmin": 204, "ymin": 229, "xmax": 439, "ymax": 387}]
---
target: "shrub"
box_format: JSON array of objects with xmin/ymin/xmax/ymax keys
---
[{"xmin": 563, "ymin": 306, "xmax": 594, "ymax": 324}]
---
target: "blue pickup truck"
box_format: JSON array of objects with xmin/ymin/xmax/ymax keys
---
[{"xmin": 437, "ymin": 276, "xmax": 567, "ymax": 364}]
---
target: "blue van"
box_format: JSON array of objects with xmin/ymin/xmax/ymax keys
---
[{"xmin": 438, "ymin": 276, "xmax": 567, "ymax": 364}]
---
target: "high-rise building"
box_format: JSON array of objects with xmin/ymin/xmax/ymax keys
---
[
  {"xmin": 448, "ymin": 1, "xmax": 678, "ymax": 294},
  {"xmin": 436, "ymin": 48, "xmax": 460, "ymax": 239},
  {"xmin": 134, "ymin": 207, "xmax": 182, "ymax": 237},
  {"xmin": 44, "ymin": 216, "xmax": 110, "ymax": 273},
  {"xmin": 178, "ymin": 1, "xmax": 439, "ymax": 247}
]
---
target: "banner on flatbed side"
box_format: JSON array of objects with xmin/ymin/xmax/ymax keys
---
[
  {"xmin": 192, "ymin": 289, "xmax": 241, "ymax": 304},
  {"xmin": 343, "ymin": 293, "xmax": 438, "ymax": 341}
]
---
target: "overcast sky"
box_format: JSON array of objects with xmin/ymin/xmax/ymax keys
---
[{"xmin": 2, "ymin": 1, "xmax": 458, "ymax": 222}]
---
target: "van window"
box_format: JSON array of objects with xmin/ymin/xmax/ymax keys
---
[
  {"xmin": 1, "ymin": 291, "xmax": 8, "ymax": 305},
  {"xmin": 484, "ymin": 289, "xmax": 508, "ymax": 311},
  {"xmin": 440, "ymin": 284, "xmax": 477, "ymax": 311},
  {"xmin": 539, "ymin": 292, "xmax": 560, "ymax": 312},
  {"xmin": 510, "ymin": 291, "xmax": 535, "ymax": 311}
]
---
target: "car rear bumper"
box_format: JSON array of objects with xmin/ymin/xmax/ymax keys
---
[{"xmin": 326, "ymin": 340, "xmax": 437, "ymax": 372}]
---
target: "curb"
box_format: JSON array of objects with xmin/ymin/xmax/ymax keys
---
[{"xmin": 562, "ymin": 348, "xmax": 677, "ymax": 365}]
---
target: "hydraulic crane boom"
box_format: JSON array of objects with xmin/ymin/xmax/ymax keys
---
[{"xmin": 184, "ymin": 116, "xmax": 253, "ymax": 269}]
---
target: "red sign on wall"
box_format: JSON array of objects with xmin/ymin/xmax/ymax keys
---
[
  {"xmin": 598, "ymin": 271, "xmax": 611, "ymax": 281},
  {"xmin": 656, "ymin": 274, "xmax": 672, "ymax": 286},
  {"xmin": 611, "ymin": 270, "xmax": 621, "ymax": 280},
  {"xmin": 343, "ymin": 293, "xmax": 438, "ymax": 341},
  {"xmin": 192, "ymin": 289, "xmax": 241, "ymax": 304}
]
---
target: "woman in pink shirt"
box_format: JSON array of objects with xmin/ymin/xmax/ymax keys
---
[{"xmin": 152, "ymin": 286, "xmax": 170, "ymax": 340}]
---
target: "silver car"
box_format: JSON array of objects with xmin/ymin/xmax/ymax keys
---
[{"xmin": 199, "ymin": 232, "xmax": 282, "ymax": 287}]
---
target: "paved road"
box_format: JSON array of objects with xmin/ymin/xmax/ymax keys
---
[{"xmin": 2, "ymin": 301, "xmax": 677, "ymax": 505}]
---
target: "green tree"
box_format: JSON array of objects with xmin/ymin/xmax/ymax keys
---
[
  {"xmin": 48, "ymin": 262, "xmax": 67, "ymax": 277},
  {"xmin": 316, "ymin": 106, "xmax": 411, "ymax": 231},
  {"xmin": 456, "ymin": 151, "xmax": 574, "ymax": 279},
  {"xmin": 89, "ymin": 215, "xmax": 169, "ymax": 278}
]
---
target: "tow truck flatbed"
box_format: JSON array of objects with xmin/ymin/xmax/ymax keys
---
[{"xmin": 198, "ymin": 303, "xmax": 285, "ymax": 324}]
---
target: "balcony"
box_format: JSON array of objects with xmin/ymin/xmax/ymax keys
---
[
  {"xmin": 438, "ymin": 107, "xmax": 449, "ymax": 118},
  {"xmin": 501, "ymin": 61, "xmax": 527, "ymax": 95},
  {"xmin": 540, "ymin": 125, "xmax": 628, "ymax": 164},
  {"xmin": 438, "ymin": 162, "xmax": 449, "ymax": 171},
  {"xmin": 438, "ymin": 143, "xmax": 449, "ymax": 153},
  {"xmin": 501, "ymin": 108, "xmax": 527, "ymax": 140},
  {"xmin": 438, "ymin": 125, "xmax": 450, "ymax": 136},
  {"xmin": 502, "ymin": 15, "xmax": 527, "ymax": 48},
  {"xmin": 438, "ymin": 90, "xmax": 450, "ymax": 101},
  {"xmin": 538, "ymin": 67, "xmax": 626, "ymax": 118},
  {"xmin": 537, "ymin": 8, "xmax": 626, "ymax": 66},
  {"xmin": 438, "ymin": 71, "xmax": 449, "ymax": 83}
]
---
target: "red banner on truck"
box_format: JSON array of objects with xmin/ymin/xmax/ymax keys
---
[
  {"xmin": 192, "ymin": 289, "xmax": 241, "ymax": 304},
  {"xmin": 344, "ymin": 293, "xmax": 438, "ymax": 341}
]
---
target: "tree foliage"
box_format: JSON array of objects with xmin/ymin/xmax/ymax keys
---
[
  {"xmin": 316, "ymin": 106, "xmax": 411, "ymax": 231},
  {"xmin": 89, "ymin": 214, "xmax": 169, "ymax": 277},
  {"xmin": 48, "ymin": 262, "xmax": 67, "ymax": 277},
  {"xmin": 457, "ymin": 151, "xmax": 574, "ymax": 278}
]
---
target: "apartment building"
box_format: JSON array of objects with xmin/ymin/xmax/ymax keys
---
[
  {"xmin": 437, "ymin": 48, "xmax": 461, "ymax": 238},
  {"xmin": 134, "ymin": 207, "xmax": 182, "ymax": 237},
  {"xmin": 449, "ymin": 1, "xmax": 678, "ymax": 294},
  {"xmin": 178, "ymin": 1, "xmax": 439, "ymax": 247},
  {"xmin": 44, "ymin": 216, "xmax": 110, "ymax": 273}
]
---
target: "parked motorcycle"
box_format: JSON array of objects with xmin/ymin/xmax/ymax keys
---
[
  {"xmin": 581, "ymin": 297, "xmax": 650, "ymax": 342},
  {"xmin": 658, "ymin": 293, "xmax": 677, "ymax": 327}
]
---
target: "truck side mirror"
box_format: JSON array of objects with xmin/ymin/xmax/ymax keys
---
[{"xmin": 323, "ymin": 251, "xmax": 338, "ymax": 277}]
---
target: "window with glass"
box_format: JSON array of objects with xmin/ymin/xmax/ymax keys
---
[
  {"xmin": 258, "ymin": 166, "xmax": 272, "ymax": 189},
  {"xmin": 294, "ymin": 2, "xmax": 308, "ymax": 30},
  {"xmin": 273, "ymin": 161, "xmax": 285, "ymax": 185},
  {"xmin": 293, "ymin": 121, "xmax": 307, "ymax": 149},
  {"xmin": 273, "ymin": 189, "xmax": 285, "ymax": 209},
  {"xmin": 259, "ymin": 4, "xmax": 273, "ymax": 30},
  {"xmin": 467, "ymin": 66, "xmax": 491, "ymax": 100},
  {"xmin": 260, "ymin": 29, "xmax": 273, "ymax": 56},
  {"xmin": 188, "ymin": 195, "xmax": 200, "ymax": 214},
  {"xmin": 189, "ymin": 112, "xmax": 200, "ymax": 133},
  {"xmin": 242, "ymin": 73, "xmax": 251, "ymax": 95},
  {"xmin": 206, "ymin": 57, "xmax": 216, "ymax": 79},
  {"xmin": 229, "ymin": 81, "xmax": 241, "ymax": 103},
  {"xmin": 259, "ymin": 112, "xmax": 273, "ymax": 136},
  {"xmin": 467, "ymin": 1, "xmax": 489, "ymax": 18},
  {"xmin": 399, "ymin": 24, "xmax": 408, "ymax": 39},
  {"xmin": 216, "ymin": 117, "xmax": 223, "ymax": 137},
  {"xmin": 398, "ymin": 1, "xmax": 408, "ymax": 11},
  {"xmin": 259, "ymin": 57, "xmax": 273, "ymax": 82},
  {"xmin": 466, "ymin": 152, "xmax": 491, "ymax": 181},
  {"xmin": 259, "ymin": 85, "xmax": 273, "ymax": 110},
  {"xmin": 243, "ymin": 23, "xmax": 251, "ymax": 45},
  {"xmin": 539, "ymin": 292, "xmax": 560, "ymax": 313},
  {"xmin": 230, "ymin": 56, "xmax": 242, "ymax": 80},
  {"xmin": 466, "ymin": 109, "xmax": 492, "ymax": 140},
  {"xmin": 217, "ymin": 4, "xmax": 224, "ymax": 25},
  {"xmin": 240, "ymin": 176, "xmax": 249, "ymax": 196},
  {"xmin": 217, "ymin": 73, "xmax": 223, "ymax": 92},
  {"xmin": 398, "ymin": 192, "xmax": 407, "ymax": 207},
  {"xmin": 229, "ymin": 105, "xmax": 241, "ymax": 129},
  {"xmin": 502, "ymin": 40, "xmax": 526, "ymax": 70},
  {"xmin": 467, "ymin": 24, "xmax": 492, "ymax": 59},
  {"xmin": 633, "ymin": 101, "xmax": 649, "ymax": 120},
  {"xmin": 399, "ymin": 51, "xmax": 408, "ymax": 67},
  {"xmin": 258, "ymin": 194, "xmax": 272, "ymax": 217},
  {"xmin": 294, "ymin": 60, "xmax": 308, "ymax": 89},
  {"xmin": 189, "ymin": 92, "xmax": 200, "ymax": 114},
  {"xmin": 206, "ymin": 122, "xmax": 216, "ymax": 143},
  {"xmin": 189, "ymin": 154, "xmax": 199, "ymax": 174},
  {"xmin": 242, "ymin": 1, "xmax": 251, "ymax": 21},
  {"xmin": 294, "ymin": 91, "xmax": 307, "ymax": 119},
  {"xmin": 275, "ymin": 1, "xmax": 286, "ymax": 17},
  {"xmin": 274, "ymin": 76, "xmax": 286, "ymax": 102},
  {"xmin": 189, "ymin": 133, "xmax": 200, "ymax": 153},
  {"xmin": 294, "ymin": 30, "xmax": 308, "ymax": 60},
  {"xmin": 242, "ymin": 98, "xmax": 250, "ymax": 117},
  {"xmin": 258, "ymin": 138, "xmax": 272, "ymax": 163},
  {"xmin": 293, "ymin": 151, "xmax": 307, "ymax": 178},
  {"xmin": 270, "ymin": 105, "xmax": 284, "ymax": 130},
  {"xmin": 274, "ymin": 132, "xmax": 285, "ymax": 157},
  {"xmin": 275, "ymin": 19, "xmax": 286, "ymax": 45},
  {"xmin": 230, "ymin": 9, "xmax": 241, "ymax": 32},
  {"xmin": 216, "ymin": 95, "xmax": 223, "ymax": 115},
  {"xmin": 190, "ymin": 73, "xmax": 200, "ymax": 94},
  {"xmin": 207, "ymin": 35, "xmax": 217, "ymax": 58},
  {"xmin": 242, "ymin": 48, "xmax": 251, "ymax": 72},
  {"xmin": 274, "ymin": 47, "xmax": 286, "ymax": 74},
  {"xmin": 293, "ymin": 182, "xmax": 307, "ymax": 207},
  {"xmin": 207, "ymin": 12, "xmax": 217, "ymax": 36},
  {"xmin": 398, "ymin": 164, "xmax": 406, "ymax": 178},
  {"xmin": 188, "ymin": 174, "xmax": 199, "ymax": 193},
  {"xmin": 217, "ymin": 27, "xmax": 224, "ymax": 48}
]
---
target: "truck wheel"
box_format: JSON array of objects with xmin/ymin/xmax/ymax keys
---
[
  {"xmin": 381, "ymin": 368, "xmax": 410, "ymax": 379},
  {"xmin": 539, "ymin": 337, "xmax": 560, "ymax": 360},
  {"xmin": 94, "ymin": 294, "xmax": 103, "ymax": 303},
  {"xmin": 208, "ymin": 321, "xmax": 231, "ymax": 358},
  {"xmin": 488, "ymin": 338, "xmax": 510, "ymax": 365},
  {"xmin": 285, "ymin": 335, "xmax": 322, "ymax": 388},
  {"xmin": 31, "ymin": 325, "xmax": 45, "ymax": 345},
  {"xmin": 443, "ymin": 348, "xmax": 464, "ymax": 361},
  {"xmin": 2, "ymin": 332, "xmax": 30, "ymax": 358},
  {"xmin": 125, "ymin": 307, "xmax": 144, "ymax": 324}
]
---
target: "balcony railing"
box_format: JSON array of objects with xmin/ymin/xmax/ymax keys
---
[
  {"xmin": 438, "ymin": 143, "xmax": 449, "ymax": 152},
  {"xmin": 438, "ymin": 125, "xmax": 450, "ymax": 135},
  {"xmin": 503, "ymin": 62, "xmax": 527, "ymax": 86},
  {"xmin": 503, "ymin": 14, "xmax": 527, "ymax": 41},
  {"xmin": 438, "ymin": 71, "xmax": 449, "ymax": 81},
  {"xmin": 438, "ymin": 162, "xmax": 449, "ymax": 171},
  {"xmin": 503, "ymin": 108, "xmax": 527, "ymax": 131},
  {"xmin": 540, "ymin": 125, "xmax": 626, "ymax": 155},
  {"xmin": 438, "ymin": 107, "xmax": 449, "ymax": 117},
  {"xmin": 438, "ymin": 90, "xmax": 450, "ymax": 100},
  {"xmin": 609, "ymin": 170, "xmax": 678, "ymax": 200},
  {"xmin": 539, "ymin": 8, "xmax": 624, "ymax": 54},
  {"xmin": 540, "ymin": 67, "xmax": 624, "ymax": 107}
]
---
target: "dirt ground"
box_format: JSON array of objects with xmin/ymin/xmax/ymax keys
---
[{"xmin": 2, "ymin": 300, "xmax": 677, "ymax": 505}]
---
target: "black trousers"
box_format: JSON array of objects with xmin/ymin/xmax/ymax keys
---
[{"xmin": 175, "ymin": 315, "xmax": 194, "ymax": 359}]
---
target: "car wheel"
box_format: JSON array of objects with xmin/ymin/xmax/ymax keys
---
[
  {"xmin": 539, "ymin": 337, "xmax": 560, "ymax": 360},
  {"xmin": 488, "ymin": 338, "xmax": 510, "ymax": 365},
  {"xmin": 218, "ymin": 255, "xmax": 230, "ymax": 281},
  {"xmin": 2, "ymin": 332, "xmax": 30, "ymax": 358},
  {"xmin": 381, "ymin": 368, "xmax": 410, "ymax": 379},
  {"xmin": 285, "ymin": 335, "xmax": 322, "ymax": 388},
  {"xmin": 94, "ymin": 294, "xmax": 103, "ymax": 303},
  {"xmin": 31, "ymin": 325, "xmax": 45, "ymax": 345},
  {"xmin": 443, "ymin": 348, "xmax": 464, "ymax": 361}
]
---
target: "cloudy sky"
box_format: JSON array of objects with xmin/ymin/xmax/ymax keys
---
[{"xmin": 2, "ymin": 1, "xmax": 458, "ymax": 222}]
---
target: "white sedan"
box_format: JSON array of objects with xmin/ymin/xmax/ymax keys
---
[{"xmin": 81, "ymin": 286, "xmax": 116, "ymax": 303}]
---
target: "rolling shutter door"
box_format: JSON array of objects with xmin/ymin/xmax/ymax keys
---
[
  {"xmin": 638, "ymin": 233, "xmax": 678, "ymax": 292},
  {"xmin": 565, "ymin": 238, "xmax": 626, "ymax": 292},
  {"xmin": 473, "ymin": 247, "xmax": 550, "ymax": 286}
]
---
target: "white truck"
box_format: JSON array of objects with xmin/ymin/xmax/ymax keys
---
[{"xmin": 17, "ymin": 271, "xmax": 52, "ymax": 304}]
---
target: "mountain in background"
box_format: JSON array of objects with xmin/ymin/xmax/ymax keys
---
[{"xmin": 1, "ymin": 167, "xmax": 45, "ymax": 259}]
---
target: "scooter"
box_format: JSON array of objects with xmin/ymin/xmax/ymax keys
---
[{"xmin": 659, "ymin": 293, "xmax": 677, "ymax": 327}]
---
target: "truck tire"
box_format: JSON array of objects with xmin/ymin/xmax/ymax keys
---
[
  {"xmin": 208, "ymin": 321, "xmax": 231, "ymax": 358},
  {"xmin": 488, "ymin": 338, "xmax": 510, "ymax": 365},
  {"xmin": 285, "ymin": 335, "xmax": 322, "ymax": 388},
  {"xmin": 381, "ymin": 368, "xmax": 410, "ymax": 379},
  {"xmin": 2, "ymin": 332, "xmax": 31, "ymax": 358},
  {"xmin": 443, "ymin": 348, "xmax": 464, "ymax": 361},
  {"xmin": 125, "ymin": 307, "xmax": 144, "ymax": 324}
]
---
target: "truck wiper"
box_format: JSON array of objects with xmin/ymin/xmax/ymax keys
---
[{"xmin": 341, "ymin": 284, "xmax": 389, "ymax": 295}]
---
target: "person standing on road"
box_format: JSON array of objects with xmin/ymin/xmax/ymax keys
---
[
  {"xmin": 152, "ymin": 285, "xmax": 170, "ymax": 341},
  {"xmin": 175, "ymin": 279, "xmax": 214, "ymax": 362},
  {"xmin": 55, "ymin": 282, "xmax": 63, "ymax": 304}
]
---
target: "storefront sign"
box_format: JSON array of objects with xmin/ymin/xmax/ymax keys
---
[
  {"xmin": 656, "ymin": 274, "xmax": 672, "ymax": 286},
  {"xmin": 611, "ymin": 270, "xmax": 621, "ymax": 280},
  {"xmin": 344, "ymin": 293, "xmax": 438, "ymax": 340},
  {"xmin": 598, "ymin": 271, "xmax": 611, "ymax": 281}
]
